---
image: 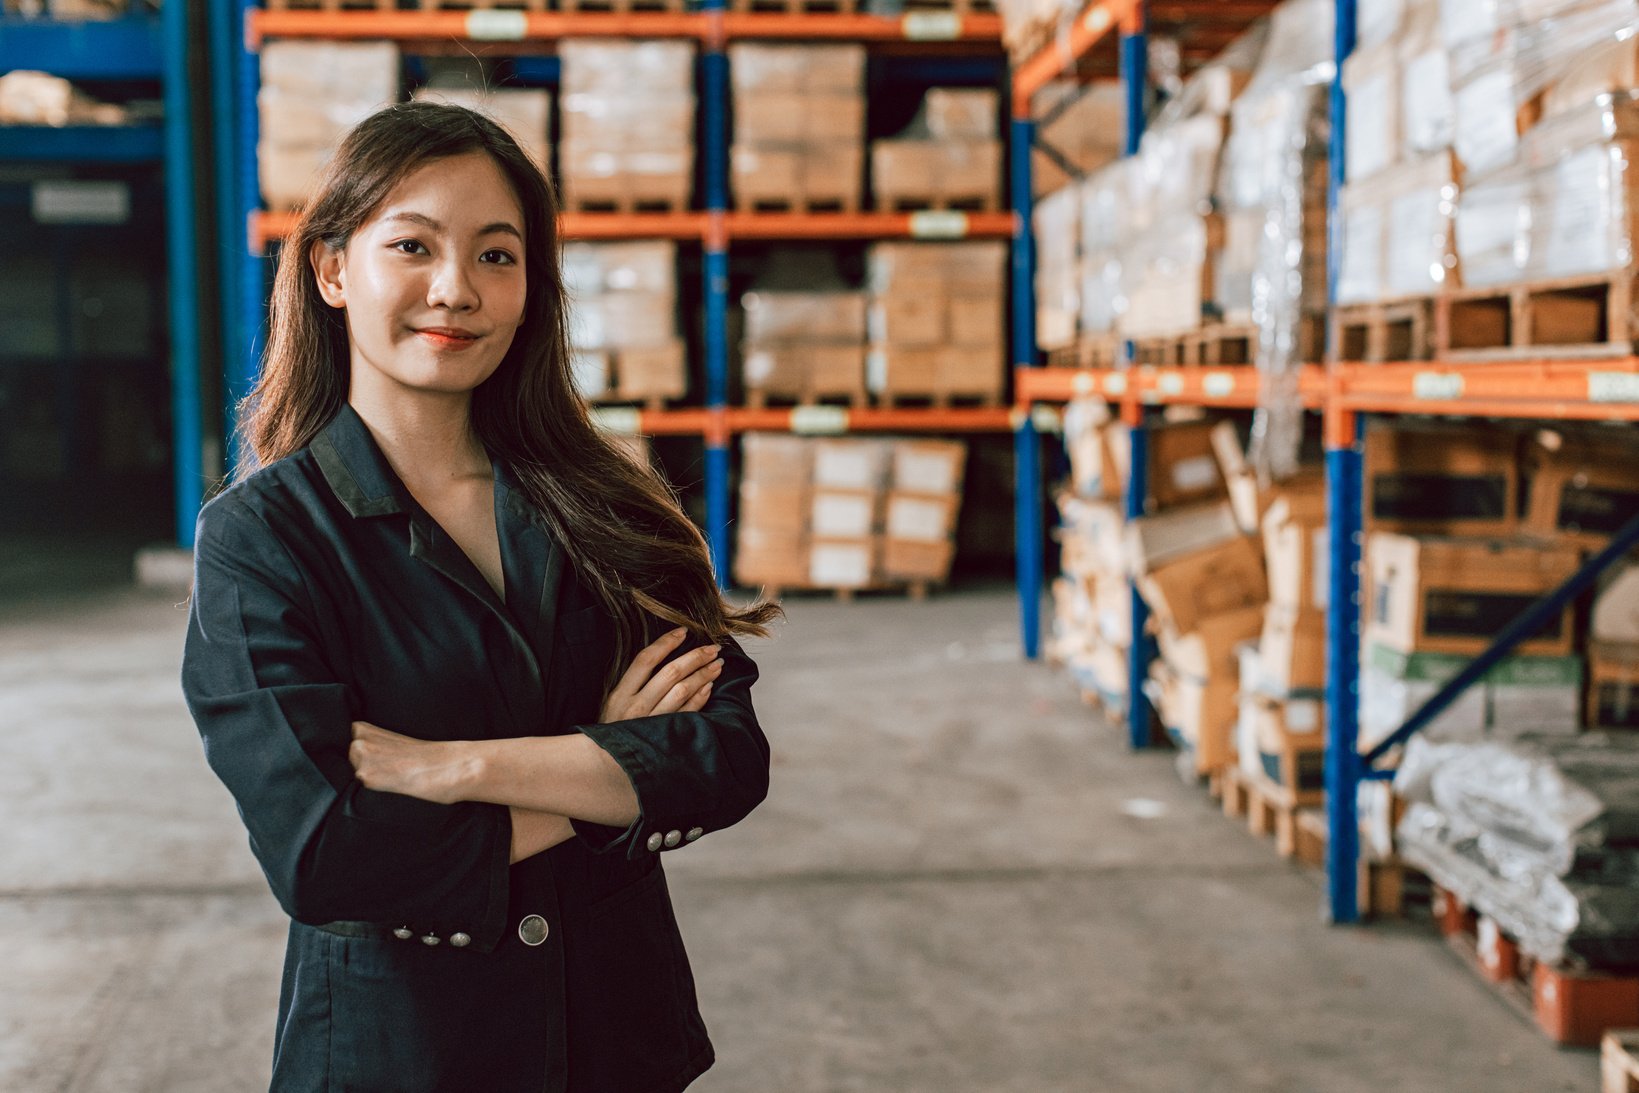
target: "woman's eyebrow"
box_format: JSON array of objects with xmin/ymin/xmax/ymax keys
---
[{"xmin": 381, "ymin": 211, "xmax": 522, "ymax": 240}]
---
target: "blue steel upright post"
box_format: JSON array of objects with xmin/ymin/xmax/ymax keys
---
[
  {"xmin": 1324, "ymin": 0, "xmax": 1362, "ymax": 925},
  {"xmin": 160, "ymin": 0, "xmax": 203, "ymax": 546},
  {"xmin": 224, "ymin": 0, "xmax": 264, "ymax": 481},
  {"xmin": 701, "ymin": 9, "xmax": 732, "ymax": 589},
  {"xmin": 1011, "ymin": 104, "xmax": 1042, "ymax": 659},
  {"xmin": 1120, "ymin": 13, "xmax": 1153, "ymax": 750}
]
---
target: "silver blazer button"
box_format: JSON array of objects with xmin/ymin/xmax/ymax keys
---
[{"xmin": 518, "ymin": 914, "xmax": 549, "ymax": 946}]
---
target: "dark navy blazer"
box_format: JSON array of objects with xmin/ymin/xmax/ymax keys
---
[{"xmin": 180, "ymin": 402, "xmax": 769, "ymax": 1093}]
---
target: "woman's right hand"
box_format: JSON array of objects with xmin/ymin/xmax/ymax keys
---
[{"xmin": 599, "ymin": 628, "xmax": 722, "ymax": 724}]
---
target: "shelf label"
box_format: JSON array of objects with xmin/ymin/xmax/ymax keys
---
[
  {"xmin": 590, "ymin": 406, "xmax": 642, "ymax": 435},
  {"xmin": 1081, "ymin": 5, "xmax": 1113, "ymax": 35},
  {"xmin": 1203, "ymin": 371, "xmax": 1237, "ymax": 398},
  {"xmin": 466, "ymin": 10, "xmax": 528, "ymax": 40},
  {"xmin": 908, "ymin": 210, "xmax": 969, "ymax": 239},
  {"xmin": 1412, "ymin": 371, "xmax": 1464, "ymax": 401},
  {"xmin": 1589, "ymin": 371, "xmax": 1639, "ymax": 403},
  {"xmin": 1158, "ymin": 373, "xmax": 1184, "ymax": 397},
  {"xmin": 902, "ymin": 11, "xmax": 961, "ymax": 40},
  {"xmin": 1071, "ymin": 372, "xmax": 1096, "ymax": 397},
  {"xmin": 791, "ymin": 405, "xmax": 849, "ymax": 435},
  {"xmin": 32, "ymin": 180, "xmax": 128, "ymax": 225},
  {"xmin": 1103, "ymin": 372, "xmax": 1127, "ymax": 396},
  {"xmin": 1031, "ymin": 405, "xmax": 1062, "ymax": 433}
]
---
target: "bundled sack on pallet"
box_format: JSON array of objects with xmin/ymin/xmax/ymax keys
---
[
  {"xmin": 1217, "ymin": 0, "xmax": 1334, "ymax": 480},
  {"xmin": 739, "ymin": 249, "xmax": 868, "ymax": 407},
  {"xmin": 865, "ymin": 240, "xmax": 1007, "ymax": 404},
  {"xmin": 559, "ymin": 40, "xmax": 695, "ymax": 211},
  {"xmin": 870, "ymin": 87, "xmax": 1002, "ymax": 212},
  {"xmin": 563, "ymin": 241, "xmax": 686, "ymax": 405},
  {"xmin": 730, "ymin": 44, "xmax": 865, "ymax": 212},
  {"xmin": 1034, "ymin": 184, "xmax": 1080, "ymax": 352},
  {"xmin": 1396, "ymin": 732, "xmax": 1639, "ymax": 968},
  {"xmin": 1030, "ymin": 80, "xmax": 1126, "ymax": 197},
  {"xmin": 258, "ymin": 41, "xmax": 400, "ymax": 211}
]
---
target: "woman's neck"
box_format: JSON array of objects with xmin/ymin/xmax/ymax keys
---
[{"xmin": 348, "ymin": 381, "xmax": 491, "ymax": 492}]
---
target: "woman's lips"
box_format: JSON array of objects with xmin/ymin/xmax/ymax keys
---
[{"xmin": 416, "ymin": 329, "xmax": 481, "ymax": 350}]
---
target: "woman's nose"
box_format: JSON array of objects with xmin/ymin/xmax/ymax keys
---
[{"xmin": 426, "ymin": 258, "xmax": 479, "ymax": 312}]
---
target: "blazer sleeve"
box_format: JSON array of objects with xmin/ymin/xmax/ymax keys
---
[
  {"xmin": 570, "ymin": 618, "xmax": 770, "ymax": 860},
  {"xmin": 180, "ymin": 495, "xmax": 514, "ymax": 952}
]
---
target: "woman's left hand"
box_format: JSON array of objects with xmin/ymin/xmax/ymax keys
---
[{"xmin": 349, "ymin": 721, "xmax": 473, "ymax": 805}]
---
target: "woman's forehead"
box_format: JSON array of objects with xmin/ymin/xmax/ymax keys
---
[{"xmin": 369, "ymin": 154, "xmax": 525, "ymax": 234}]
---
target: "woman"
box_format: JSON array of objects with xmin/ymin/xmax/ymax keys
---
[{"xmin": 181, "ymin": 101, "xmax": 777, "ymax": 1093}]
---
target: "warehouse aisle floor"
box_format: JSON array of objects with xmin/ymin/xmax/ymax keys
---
[{"xmin": 0, "ymin": 579, "xmax": 1594, "ymax": 1092}]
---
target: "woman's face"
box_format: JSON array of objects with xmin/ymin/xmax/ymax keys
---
[{"xmin": 311, "ymin": 151, "xmax": 528, "ymax": 399}]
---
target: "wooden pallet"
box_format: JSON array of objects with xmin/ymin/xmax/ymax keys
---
[
  {"xmin": 761, "ymin": 580, "xmax": 937, "ymax": 603},
  {"xmin": 562, "ymin": 0, "xmax": 682, "ymax": 10},
  {"xmin": 1218, "ymin": 765, "xmax": 1323, "ymax": 866},
  {"xmin": 875, "ymin": 192, "xmax": 1003, "ymax": 214},
  {"xmin": 744, "ymin": 387, "xmax": 869, "ymax": 411},
  {"xmin": 1435, "ymin": 271, "xmax": 1639, "ymax": 361},
  {"xmin": 1604, "ymin": 1030, "xmax": 1639, "ymax": 1093},
  {"xmin": 1331, "ymin": 296, "xmax": 1437, "ymax": 363},
  {"xmin": 1044, "ymin": 335, "xmax": 1122, "ymax": 369},
  {"xmin": 264, "ymin": 0, "xmax": 394, "ymax": 10},
  {"xmin": 1130, "ymin": 324, "xmax": 1256, "ymax": 367},
  {"xmin": 1433, "ymin": 884, "xmax": 1639, "ymax": 1047},
  {"xmin": 734, "ymin": 193, "xmax": 862, "ymax": 215},
  {"xmin": 871, "ymin": 388, "xmax": 1004, "ymax": 410},
  {"xmin": 562, "ymin": 193, "xmax": 691, "ymax": 216},
  {"xmin": 730, "ymin": 0, "xmax": 856, "ymax": 11}
]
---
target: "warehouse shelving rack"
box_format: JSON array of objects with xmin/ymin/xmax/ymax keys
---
[
  {"xmin": 1011, "ymin": 0, "xmax": 1639, "ymax": 926},
  {"xmin": 0, "ymin": 7, "xmax": 205, "ymax": 545},
  {"xmin": 223, "ymin": 1, "xmax": 1018, "ymax": 581}
]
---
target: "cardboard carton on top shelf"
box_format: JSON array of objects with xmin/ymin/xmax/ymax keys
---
[
  {"xmin": 867, "ymin": 241, "xmax": 1008, "ymax": 294},
  {"xmin": 562, "ymin": 242, "xmax": 676, "ymax": 298},
  {"xmin": 559, "ymin": 39, "xmax": 695, "ymax": 95},
  {"xmin": 867, "ymin": 295, "xmax": 945, "ymax": 347},
  {"xmin": 610, "ymin": 341, "xmax": 687, "ymax": 402},
  {"xmin": 1124, "ymin": 501, "xmax": 1242, "ymax": 575},
  {"xmin": 1156, "ymin": 604, "xmax": 1264, "ymax": 685},
  {"xmin": 946, "ymin": 293, "xmax": 1006, "ymax": 348},
  {"xmin": 1138, "ymin": 534, "xmax": 1268, "ymax": 636},
  {"xmin": 728, "ymin": 43, "xmax": 865, "ymax": 95},
  {"xmin": 1365, "ymin": 424, "xmax": 1520, "ymax": 537},
  {"xmin": 735, "ymin": 92, "xmax": 865, "ymax": 148},
  {"xmin": 892, "ymin": 439, "xmax": 966, "ymax": 496},
  {"xmin": 1363, "ymin": 532, "xmax": 1581, "ymax": 658},
  {"xmin": 742, "ymin": 291, "xmax": 867, "ymax": 345}
]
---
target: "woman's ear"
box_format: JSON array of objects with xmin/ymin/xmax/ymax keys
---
[{"xmin": 309, "ymin": 240, "xmax": 347, "ymax": 309}]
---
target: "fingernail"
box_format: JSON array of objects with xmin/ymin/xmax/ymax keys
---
[{"xmin": 671, "ymin": 628, "xmax": 687, "ymax": 638}]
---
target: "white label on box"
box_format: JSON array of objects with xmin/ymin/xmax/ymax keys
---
[
  {"xmin": 811, "ymin": 543, "xmax": 872, "ymax": 587},
  {"xmin": 896, "ymin": 450, "xmax": 958, "ymax": 494},
  {"xmin": 813, "ymin": 494, "xmax": 875, "ymax": 538},
  {"xmin": 888, "ymin": 497, "xmax": 948, "ymax": 542},
  {"xmin": 1312, "ymin": 527, "xmax": 1331, "ymax": 610},
  {"xmin": 908, "ymin": 210, "xmax": 968, "ymax": 238},
  {"xmin": 1286, "ymin": 698, "xmax": 1321, "ymax": 734},
  {"xmin": 1169, "ymin": 455, "xmax": 1218, "ymax": 493},
  {"xmin": 590, "ymin": 406, "xmax": 641, "ymax": 436},
  {"xmin": 466, "ymin": 10, "xmax": 528, "ymax": 39},
  {"xmin": 32, "ymin": 180, "xmax": 129, "ymax": 224},
  {"xmin": 814, "ymin": 443, "xmax": 877, "ymax": 487},
  {"xmin": 901, "ymin": 11, "xmax": 961, "ymax": 40},
  {"xmin": 792, "ymin": 406, "xmax": 849, "ymax": 436},
  {"xmin": 1104, "ymin": 373, "xmax": 1128, "ymax": 395}
]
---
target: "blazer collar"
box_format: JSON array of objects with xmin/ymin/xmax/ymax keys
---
[{"xmin": 310, "ymin": 402, "xmax": 416, "ymax": 519}]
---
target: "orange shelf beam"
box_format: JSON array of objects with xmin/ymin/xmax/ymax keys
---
[
  {"xmin": 719, "ymin": 11, "xmax": 1002, "ymax": 41},
  {"xmin": 1331, "ymin": 358, "xmax": 1639, "ymax": 420},
  {"xmin": 1011, "ymin": 0, "xmax": 1139, "ymax": 116},
  {"xmin": 248, "ymin": 9, "xmax": 706, "ymax": 45},
  {"xmin": 723, "ymin": 210, "xmax": 1015, "ymax": 240},
  {"xmin": 727, "ymin": 406, "xmax": 1014, "ymax": 433},
  {"xmin": 250, "ymin": 210, "xmax": 713, "ymax": 249},
  {"xmin": 1014, "ymin": 364, "xmax": 1326, "ymax": 409}
]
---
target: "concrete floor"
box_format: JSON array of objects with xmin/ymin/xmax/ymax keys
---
[{"xmin": 0, "ymin": 558, "xmax": 1598, "ymax": 1092}]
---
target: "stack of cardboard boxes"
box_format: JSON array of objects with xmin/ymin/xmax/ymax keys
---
[
  {"xmin": 257, "ymin": 41, "xmax": 400, "ymax": 211},
  {"xmin": 730, "ymin": 45, "xmax": 866, "ymax": 212},
  {"xmin": 411, "ymin": 85, "xmax": 552, "ymax": 176},
  {"xmin": 558, "ymin": 40, "xmax": 695, "ymax": 211},
  {"xmin": 864, "ymin": 241, "xmax": 1008, "ymax": 405},
  {"xmin": 870, "ymin": 88, "xmax": 1002, "ymax": 211},
  {"xmin": 563, "ymin": 242, "xmax": 687, "ymax": 406},
  {"xmin": 1028, "ymin": 81, "xmax": 1125, "ymax": 197},
  {"xmin": 740, "ymin": 289, "xmax": 869, "ymax": 407},
  {"xmin": 734, "ymin": 434, "xmax": 968, "ymax": 593}
]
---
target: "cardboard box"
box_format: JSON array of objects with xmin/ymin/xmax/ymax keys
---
[
  {"xmin": 735, "ymin": 92, "xmax": 864, "ymax": 146},
  {"xmin": 891, "ymin": 439, "xmax": 965, "ymax": 495},
  {"xmin": 885, "ymin": 492, "xmax": 959, "ymax": 543},
  {"xmin": 811, "ymin": 489, "xmax": 879, "ymax": 539},
  {"xmin": 1257, "ymin": 604, "xmax": 1328, "ymax": 697},
  {"xmin": 1065, "ymin": 407, "xmax": 1124, "ymax": 502},
  {"xmin": 1138, "ymin": 535, "xmax": 1267, "ymax": 636},
  {"xmin": 411, "ymin": 87, "xmax": 551, "ymax": 174},
  {"xmin": 1124, "ymin": 502, "xmax": 1242, "ymax": 576},
  {"xmin": 734, "ymin": 544, "xmax": 810, "ymax": 589},
  {"xmin": 882, "ymin": 539, "xmax": 956, "ymax": 582},
  {"xmin": 608, "ymin": 341, "xmax": 687, "ymax": 402},
  {"xmin": 924, "ymin": 88, "xmax": 997, "ymax": 142},
  {"xmin": 1594, "ymin": 565, "xmax": 1639, "ymax": 644},
  {"xmin": 813, "ymin": 438, "xmax": 890, "ymax": 490},
  {"xmin": 935, "ymin": 346, "xmax": 1004, "ymax": 399},
  {"xmin": 1251, "ymin": 695, "xmax": 1326, "ymax": 805},
  {"xmin": 1365, "ymin": 425, "xmax": 1520, "ymax": 537},
  {"xmin": 741, "ymin": 344, "xmax": 865, "ymax": 401},
  {"xmin": 742, "ymin": 291, "xmax": 867, "ymax": 344},
  {"xmin": 1156, "ymin": 604, "xmax": 1264, "ymax": 684},
  {"xmin": 739, "ymin": 482, "xmax": 810, "ymax": 535},
  {"xmin": 1263, "ymin": 495, "xmax": 1331, "ymax": 612},
  {"xmin": 1589, "ymin": 641, "xmax": 1639, "ymax": 730},
  {"xmin": 741, "ymin": 431, "xmax": 812, "ymax": 485},
  {"xmin": 1524, "ymin": 436, "xmax": 1639, "ymax": 549},
  {"xmin": 946, "ymin": 292, "xmax": 1005, "ymax": 347},
  {"xmin": 1360, "ymin": 642, "xmax": 1584, "ymax": 747},
  {"xmin": 809, "ymin": 537, "xmax": 876, "ymax": 588},
  {"xmin": 1364, "ymin": 533, "xmax": 1580, "ymax": 657},
  {"xmin": 867, "ymin": 294, "xmax": 945, "ymax": 346},
  {"xmin": 871, "ymin": 141, "xmax": 1002, "ymax": 207},
  {"xmin": 1149, "ymin": 420, "xmax": 1227, "ymax": 511}
]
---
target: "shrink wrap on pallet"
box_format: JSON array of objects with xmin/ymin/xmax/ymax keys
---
[
  {"xmin": 1033, "ymin": 185, "xmax": 1081, "ymax": 351},
  {"xmin": 257, "ymin": 41, "xmax": 400, "ymax": 210},
  {"xmin": 1337, "ymin": 151, "xmax": 1460, "ymax": 303}
]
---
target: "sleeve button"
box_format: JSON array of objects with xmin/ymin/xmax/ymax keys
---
[
  {"xmin": 663, "ymin": 829, "xmax": 682, "ymax": 848},
  {"xmin": 420, "ymin": 933, "xmax": 441, "ymax": 946},
  {"xmin": 646, "ymin": 832, "xmax": 664, "ymax": 852},
  {"xmin": 685, "ymin": 827, "xmax": 703, "ymax": 842},
  {"xmin": 392, "ymin": 926, "xmax": 413, "ymax": 940},
  {"xmin": 449, "ymin": 932, "xmax": 471, "ymax": 948}
]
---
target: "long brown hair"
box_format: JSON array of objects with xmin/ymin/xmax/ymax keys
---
[{"xmin": 238, "ymin": 101, "xmax": 780, "ymax": 674}]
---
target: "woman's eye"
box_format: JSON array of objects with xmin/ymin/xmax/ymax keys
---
[
  {"xmin": 482, "ymin": 249, "xmax": 517, "ymax": 265},
  {"xmin": 391, "ymin": 239, "xmax": 426, "ymax": 255}
]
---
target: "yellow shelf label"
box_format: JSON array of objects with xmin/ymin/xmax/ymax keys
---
[
  {"xmin": 466, "ymin": 10, "xmax": 528, "ymax": 40},
  {"xmin": 590, "ymin": 406, "xmax": 642, "ymax": 435},
  {"xmin": 1203, "ymin": 371, "xmax": 1237, "ymax": 398},
  {"xmin": 1589, "ymin": 371, "xmax": 1639, "ymax": 403},
  {"xmin": 791, "ymin": 405, "xmax": 849, "ymax": 435},
  {"xmin": 1412, "ymin": 371, "xmax": 1464, "ymax": 401},
  {"xmin": 902, "ymin": 11, "xmax": 961, "ymax": 40},
  {"xmin": 908, "ymin": 210, "xmax": 969, "ymax": 239}
]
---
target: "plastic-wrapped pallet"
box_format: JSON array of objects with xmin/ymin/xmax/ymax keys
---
[
  {"xmin": 559, "ymin": 40, "xmax": 695, "ymax": 211},
  {"xmin": 1336, "ymin": 150, "xmax": 1459, "ymax": 304},
  {"xmin": 1033, "ymin": 186, "xmax": 1080, "ymax": 351},
  {"xmin": 563, "ymin": 242, "xmax": 686, "ymax": 405},
  {"xmin": 865, "ymin": 241, "xmax": 1007, "ymax": 405},
  {"xmin": 730, "ymin": 44, "xmax": 864, "ymax": 212},
  {"xmin": 870, "ymin": 88, "xmax": 1002, "ymax": 211},
  {"xmin": 258, "ymin": 41, "xmax": 400, "ymax": 211},
  {"xmin": 1076, "ymin": 161, "xmax": 1135, "ymax": 336},
  {"xmin": 411, "ymin": 86, "xmax": 551, "ymax": 175}
]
